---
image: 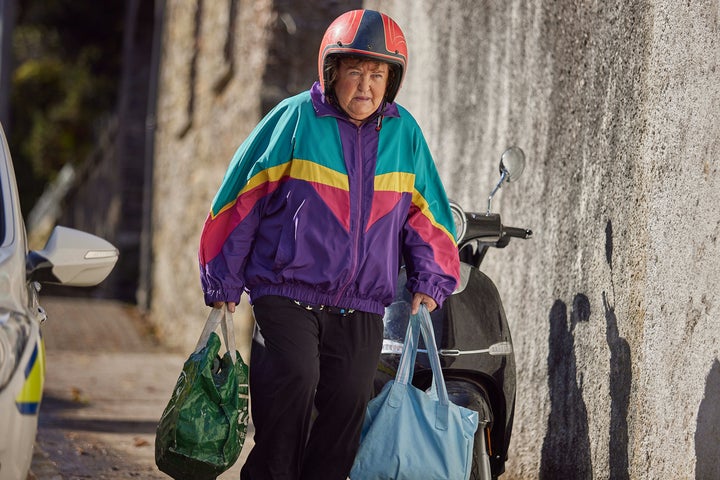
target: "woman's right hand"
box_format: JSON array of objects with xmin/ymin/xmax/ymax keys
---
[{"xmin": 213, "ymin": 301, "xmax": 237, "ymax": 313}]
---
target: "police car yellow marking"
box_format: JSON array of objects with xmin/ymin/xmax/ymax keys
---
[{"xmin": 15, "ymin": 337, "xmax": 45, "ymax": 415}]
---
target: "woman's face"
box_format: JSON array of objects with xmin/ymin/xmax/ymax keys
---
[{"xmin": 333, "ymin": 58, "xmax": 389, "ymax": 126}]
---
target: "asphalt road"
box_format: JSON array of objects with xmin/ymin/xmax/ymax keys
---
[{"xmin": 30, "ymin": 296, "xmax": 253, "ymax": 480}]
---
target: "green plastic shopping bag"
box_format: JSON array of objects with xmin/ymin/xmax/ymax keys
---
[{"xmin": 155, "ymin": 305, "xmax": 249, "ymax": 479}]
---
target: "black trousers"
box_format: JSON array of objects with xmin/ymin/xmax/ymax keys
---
[{"xmin": 240, "ymin": 295, "xmax": 384, "ymax": 480}]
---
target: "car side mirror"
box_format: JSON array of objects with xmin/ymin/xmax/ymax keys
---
[{"xmin": 27, "ymin": 226, "xmax": 119, "ymax": 287}]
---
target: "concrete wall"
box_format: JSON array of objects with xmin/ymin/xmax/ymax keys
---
[
  {"xmin": 364, "ymin": 0, "xmax": 720, "ymax": 477},
  {"xmin": 151, "ymin": 0, "xmax": 720, "ymax": 477}
]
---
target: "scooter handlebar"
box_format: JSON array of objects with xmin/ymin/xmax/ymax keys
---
[
  {"xmin": 503, "ymin": 226, "xmax": 533, "ymax": 239},
  {"xmin": 461, "ymin": 213, "xmax": 532, "ymax": 244},
  {"xmin": 462, "ymin": 212, "xmax": 503, "ymax": 242}
]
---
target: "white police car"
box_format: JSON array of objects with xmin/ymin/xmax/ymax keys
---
[{"xmin": 0, "ymin": 122, "xmax": 119, "ymax": 480}]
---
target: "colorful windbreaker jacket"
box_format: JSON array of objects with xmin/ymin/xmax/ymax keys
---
[{"xmin": 199, "ymin": 82, "xmax": 459, "ymax": 316}]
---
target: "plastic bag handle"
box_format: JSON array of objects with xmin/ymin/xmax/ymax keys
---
[
  {"xmin": 392, "ymin": 305, "xmax": 450, "ymax": 409},
  {"xmin": 194, "ymin": 304, "xmax": 238, "ymax": 363}
]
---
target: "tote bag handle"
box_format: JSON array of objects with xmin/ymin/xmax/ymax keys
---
[
  {"xmin": 193, "ymin": 304, "xmax": 238, "ymax": 363},
  {"xmin": 389, "ymin": 305, "xmax": 450, "ymax": 430}
]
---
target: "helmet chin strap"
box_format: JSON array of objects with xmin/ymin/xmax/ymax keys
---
[
  {"xmin": 375, "ymin": 99, "xmax": 388, "ymax": 131},
  {"xmin": 346, "ymin": 114, "xmax": 365, "ymax": 126}
]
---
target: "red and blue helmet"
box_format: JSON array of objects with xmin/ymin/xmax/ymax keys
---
[{"xmin": 318, "ymin": 10, "xmax": 408, "ymax": 104}]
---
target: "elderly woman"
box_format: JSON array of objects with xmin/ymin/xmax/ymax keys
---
[{"xmin": 199, "ymin": 9, "xmax": 459, "ymax": 480}]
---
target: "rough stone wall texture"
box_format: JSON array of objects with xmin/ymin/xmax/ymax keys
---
[
  {"xmin": 152, "ymin": 0, "xmax": 270, "ymax": 355},
  {"xmin": 151, "ymin": 0, "xmax": 719, "ymax": 477},
  {"xmin": 364, "ymin": 0, "xmax": 720, "ymax": 478}
]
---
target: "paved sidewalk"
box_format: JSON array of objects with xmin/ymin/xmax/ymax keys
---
[{"xmin": 31, "ymin": 296, "xmax": 253, "ymax": 479}]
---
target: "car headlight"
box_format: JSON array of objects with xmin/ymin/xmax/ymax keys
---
[{"xmin": 0, "ymin": 309, "xmax": 32, "ymax": 391}]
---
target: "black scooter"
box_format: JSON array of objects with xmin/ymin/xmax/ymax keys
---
[{"xmin": 374, "ymin": 147, "xmax": 532, "ymax": 480}]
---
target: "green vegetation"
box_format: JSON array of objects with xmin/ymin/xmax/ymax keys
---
[{"xmin": 9, "ymin": 0, "xmax": 124, "ymax": 215}]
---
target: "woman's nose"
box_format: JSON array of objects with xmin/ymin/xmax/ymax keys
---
[{"xmin": 358, "ymin": 75, "xmax": 371, "ymax": 91}]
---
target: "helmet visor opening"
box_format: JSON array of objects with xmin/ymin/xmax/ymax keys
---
[{"xmin": 324, "ymin": 54, "xmax": 399, "ymax": 102}]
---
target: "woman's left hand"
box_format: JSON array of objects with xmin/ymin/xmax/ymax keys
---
[
  {"xmin": 411, "ymin": 292, "xmax": 437, "ymax": 314},
  {"xmin": 213, "ymin": 301, "xmax": 237, "ymax": 313}
]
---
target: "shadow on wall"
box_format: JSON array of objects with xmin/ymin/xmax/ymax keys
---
[
  {"xmin": 541, "ymin": 220, "xmax": 633, "ymax": 478},
  {"xmin": 540, "ymin": 295, "xmax": 592, "ymax": 479},
  {"xmin": 603, "ymin": 291, "xmax": 631, "ymax": 480},
  {"xmin": 696, "ymin": 359, "xmax": 720, "ymax": 479},
  {"xmin": 604, "ymin": 220, "xmax": 631, "ymax": 480}
]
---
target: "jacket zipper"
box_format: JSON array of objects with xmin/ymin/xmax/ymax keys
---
[{"xmin": 333, "ymin": 124, "xmax": 365, "ymax": 306}]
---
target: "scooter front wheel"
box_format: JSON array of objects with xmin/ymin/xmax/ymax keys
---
[{"xmin": 445, "ymin": 380, "xmax": 496, "ymax": 480}]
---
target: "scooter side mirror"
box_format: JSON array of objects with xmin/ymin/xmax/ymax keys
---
[
  {"xmin": 488, "ymin": 341, "xmax": 513, "ymax": 356},
  {"xmin": 499, "ymin": 146, "xmax": 525, "ymax": 182},
  {"xmin": 486, "ymin": 146, "xmax": 526, "ymax": 215}
]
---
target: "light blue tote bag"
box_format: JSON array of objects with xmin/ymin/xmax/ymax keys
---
[{"xmin": 350, "ymin": 305, "xmax": 479, "ymax": 480}]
